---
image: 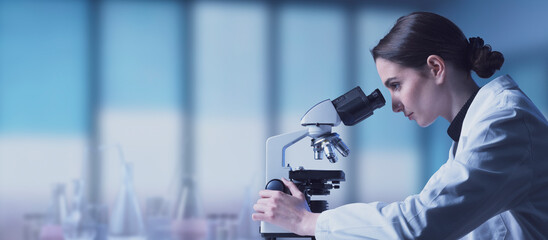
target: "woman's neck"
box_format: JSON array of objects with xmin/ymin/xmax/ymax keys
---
[{"xmin": 444, "ymin": 74, "xmax": 479, "ymax": 122}]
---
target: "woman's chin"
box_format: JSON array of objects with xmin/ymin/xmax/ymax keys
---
[{"xmin": 417, "ymin": 118, "xmax": 436, "ymax": 128}]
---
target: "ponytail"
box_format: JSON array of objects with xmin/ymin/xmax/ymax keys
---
[{"xmin": 372, "ymin": 12, "xmax": 504, "ymax": 78}]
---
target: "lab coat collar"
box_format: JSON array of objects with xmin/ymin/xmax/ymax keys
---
[
  {"xmin": 447, "ymin": 88, "xmax": 480, "ymax": 142},
  {"xmin": 447, "ymin": 75, "xmax": 516, "ymax": 143}
]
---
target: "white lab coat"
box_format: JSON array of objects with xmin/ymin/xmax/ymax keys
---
[{"xmin": 315, "ymin": 75, "xmax": 548, "ymax": 239}]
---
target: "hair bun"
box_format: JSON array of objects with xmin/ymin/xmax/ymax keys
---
[{"xmin": 467, "ymin": 37, "xmax": 504, "ymax": 78}]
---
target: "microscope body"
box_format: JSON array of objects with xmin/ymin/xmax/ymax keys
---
[{"xmin": 260, "ymin": 87, "xmax": 385, "ymax": 239}]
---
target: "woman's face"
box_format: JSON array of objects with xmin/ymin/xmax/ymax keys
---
[{"xmin": 375, "ymin": 58, "xmax": 444, "ymax": 127}]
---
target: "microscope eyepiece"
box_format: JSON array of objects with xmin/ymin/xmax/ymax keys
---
[{"xmin": 332, "ymin": 87, "xmax": 386, "ymax": 126}]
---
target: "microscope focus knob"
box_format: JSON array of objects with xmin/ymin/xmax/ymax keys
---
[{"xmin": 265, "ymin": 179, "xmax": 290, "ymax": 194}]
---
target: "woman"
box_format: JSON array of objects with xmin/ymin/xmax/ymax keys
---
[{"xmin": 252, "ymin": 12, "xmax": 548, "ymax": 239}]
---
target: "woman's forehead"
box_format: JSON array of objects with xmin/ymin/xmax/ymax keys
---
[{"xmin": 376, "ymin": 59, "xmax": 407, "ymax": 81}]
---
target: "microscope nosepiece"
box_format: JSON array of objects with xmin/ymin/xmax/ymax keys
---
[{"xmin": 312, "ymin": 133, "xmax": 349, "ymax": 163}]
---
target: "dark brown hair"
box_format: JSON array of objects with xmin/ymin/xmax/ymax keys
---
[{"xmin": 371, "ymin": 12, "xmax": 504, "ymax": 78}]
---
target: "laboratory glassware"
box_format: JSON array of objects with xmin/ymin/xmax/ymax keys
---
[
  {"xmin": 144, "ymin": 197, "xmax": 171, "ymax": 240},
  {"xmin": 170, "ymin": 177, "xmax": 207, "ymax": 240},
  {"xmin": 24, "ymin": 213, "xmax": 45, "ymax": 240},
  {"xmin": 107, "ymin": 146, "xmax": 146, "ymax": 240},
  {"xmin": 62, "ymin": 180, "xmax": 96, "ymax": 240},
  {"xmin": 39, "ymin": 183, "xmax": 68, "ymax": 240},
  {"xmin": 87, "ymin": 203, "xmax": 109, "ymax": 240}
]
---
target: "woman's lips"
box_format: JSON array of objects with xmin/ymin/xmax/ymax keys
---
[{"xmin": 406, "ymin": 113, "xmax": 413, "ymax": 120}]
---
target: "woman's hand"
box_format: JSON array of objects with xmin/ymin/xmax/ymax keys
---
[{"xmin": 252, "ymin": 178, "xmax": 320, "ymax": 236}]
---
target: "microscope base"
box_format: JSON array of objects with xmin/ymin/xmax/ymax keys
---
[{"xmin": 262, "ymin": 232, "xmax": 315, "ymax": 240}]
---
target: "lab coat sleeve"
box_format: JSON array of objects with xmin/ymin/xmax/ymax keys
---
[{"xmin": 315, "ymin": 106, "xmax": 534, "ymax": 239}]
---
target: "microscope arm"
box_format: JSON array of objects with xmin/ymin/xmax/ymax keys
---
[
  {"xmin": 262, "ymin": 129, "xmax": 309, "ymax": 234},
  {"xmin": 265, "ymin": 129, "xmax": 309, "ymax": 184}
]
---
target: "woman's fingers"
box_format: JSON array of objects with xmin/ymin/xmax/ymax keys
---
[
  {"xmin": 252, "ymin": 202, "xmax": 275, "ymax": 222},
  {"xmin": 281, "ymin": 178, "xmax": 304, "ymax": 199},
  {"xmin": 259, "ymin": 189, "xmax": 284, "ymax": 198},
  {"xmin": 256, "ymin": 197, "xmax": 274, "ymax": 206},
  {"xmin": 253, "ymin": 184, "xmax": 315, "ymax": 236},
  {"xmin": 254, "ymin": 189, "xmax": 288, "ymax": 222},
  {"xmin": 253, "ymin": 201, "xmax": 271, "ymax": 213},
  {"xmin": 252, "ymin": 212, "xmax": 272, "ymax": 221},
  {"xmin": 251, "ymin": 212, "xmax": 264, "ymax": 221}
]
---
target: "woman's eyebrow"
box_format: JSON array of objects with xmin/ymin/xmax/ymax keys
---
[{"xmin": 384, "ymin": 77, "xmax": 397, "ymax": 88}]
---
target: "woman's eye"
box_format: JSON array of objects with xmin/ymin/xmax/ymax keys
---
[{"xmin": 391, "ymin": 83, "xmax": 400, "ymax": 90}]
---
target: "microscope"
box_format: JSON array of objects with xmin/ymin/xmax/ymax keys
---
[{"xmin": 261, "ymin": 86, "xmax": 385, "ymax": 240}]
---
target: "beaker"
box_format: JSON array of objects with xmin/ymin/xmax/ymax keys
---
[
  {"xmin": 144, "ymin": 197, "xmax": 171, "ymax": 240},
  {"xmin": 217, "ymin": 214, "xmax": 237, "ymax": 240},
  {"xmin": 24, "ymin": 213, "xmax": 46, "ymax": 240}
]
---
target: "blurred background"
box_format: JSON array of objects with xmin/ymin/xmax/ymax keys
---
[{"xmin": 1, "ymin": 0, "xmax": 547, "ymax": 239}]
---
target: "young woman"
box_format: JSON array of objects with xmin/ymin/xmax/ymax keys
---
[{"xmin": 252, "ymin": 12, "xmax": 548, "ymax": 239}]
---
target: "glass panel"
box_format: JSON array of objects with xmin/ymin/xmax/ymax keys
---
[
  {"xmin": 99, "ymin": 0, "xmax": 183, "ymax": 211},
  {"xmin": 279, "ymin": 5, "xmax": 346, "ymax": 116},
  {"xmin": 193, "ymin": 2, "xmax": 267, "ymax": 215},
  {"xmin": 0, "ymin": 1, "xmax": 88, "ymax": 239},
  {"xmin": 0, "ymin": 0, "xmax": 87, "ymax": 135},
  {"xmin": 101, "ymin": 1, "xmax": 181, "ymax": 110}
]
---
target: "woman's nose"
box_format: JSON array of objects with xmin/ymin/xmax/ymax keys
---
[{"xmin": 392, "ymin": 102, "xmax": 403, "ymax": 113}]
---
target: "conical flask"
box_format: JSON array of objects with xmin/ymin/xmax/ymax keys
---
[
  {"xmin": 170, "ymin": 177, "xmax": 207, "ymax": 240},
  {"xmin": 108, "ymin": 161, "xmax": 146, "ymax": 240}
]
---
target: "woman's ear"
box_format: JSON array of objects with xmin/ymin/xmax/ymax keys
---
[{"xmin": 426, "ymin": 55, "xmax": 446, "ymax": 85}]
